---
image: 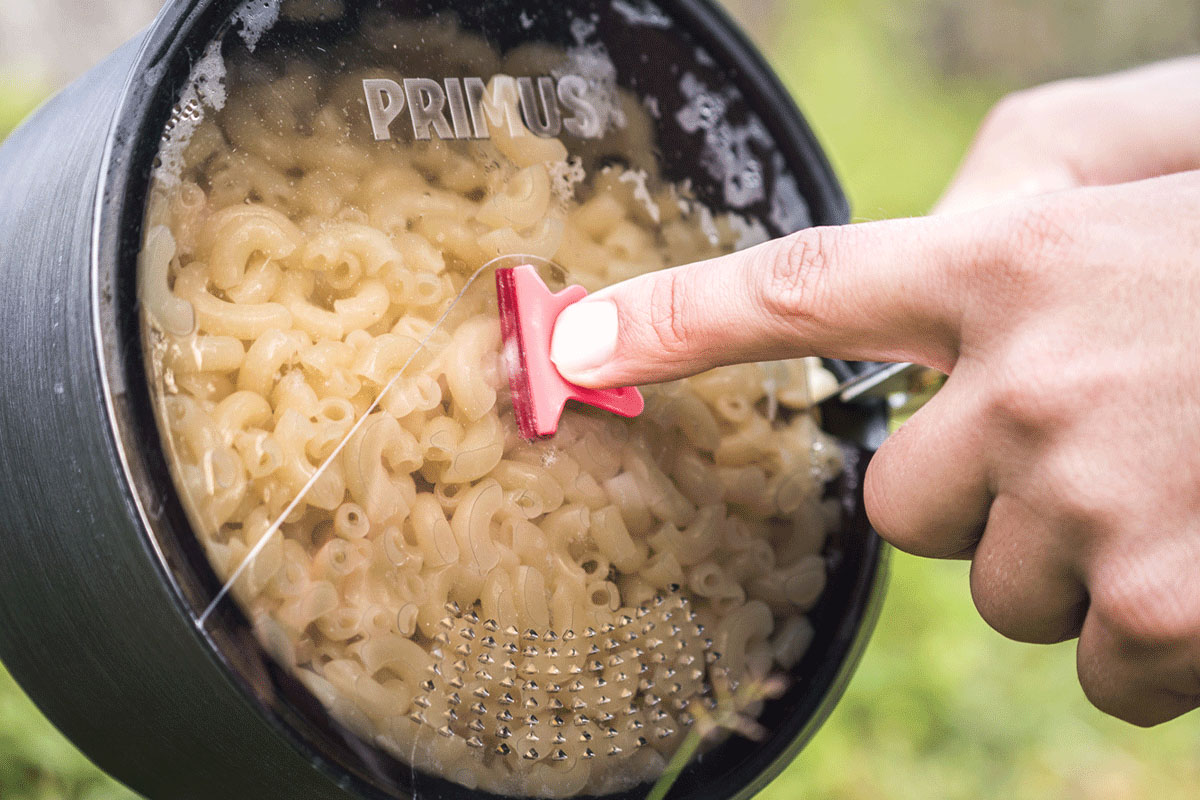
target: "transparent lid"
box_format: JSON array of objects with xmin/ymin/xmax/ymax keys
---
[{"xmin": 136, "ymin": 1, "xmax": 849, "ymax": 797}]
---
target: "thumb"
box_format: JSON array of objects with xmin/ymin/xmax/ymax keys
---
[{"xmin": 550, "ymin": 216, "xmax": 971, "ymax": 389}]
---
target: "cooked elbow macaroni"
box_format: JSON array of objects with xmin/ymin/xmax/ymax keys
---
[{"xmin": 139, "ymin": 16, "xmax": 845, "ymax": 798}]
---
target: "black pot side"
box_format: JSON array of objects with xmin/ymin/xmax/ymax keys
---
[{"xmin": 0, "ymin": 2, "xmax": 888, "ymax": 799}]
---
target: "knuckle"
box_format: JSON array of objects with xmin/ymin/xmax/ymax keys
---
[
  {"xmin": 1075, "ymin": 640, "xmax": 1115, "ymax": 718},
  {"xmin": 1011, "ymin": 201, "xmax": 1078, "ymax": 260},
  {"xmin": 981, "ymin": 83, "xmax": 1077, "ymax": 141},
  {"xmin": 862, "ymin": 433, "xmax": 952, "ymax": 557},
  {"xmin": 986, "ymin": 335, "xmax": 1117, "ymax": 438},
  {"xmin": 645, "ymin": 269, "xmax": 691, "ymax": 355},
  {"xmin": 985, "ymin": 354, "xmax": 1067, "ymax": 432},
  {"xmin": 973, "ymin": 88, "xmax": 1053, "ymax": 157},
  {"xmin": 968, "ymin": 570, "xmax": 1017, "ymax": 640},
  {"xmin": 1090, "ymin": 569, "xmax": 1200, "ymax": 650},
  {"xmin": 1075, "ymin": 666, "xmax": 1142, "ymax": 726},
  {"xmin": 978, "ymin": 90, "xmax": 1033, "ymax": 138},
  {"xmin": 969, "ymin": 561, "xmax": 1082, "ymax": 645},
  {"xmin": 1076, "ymin": 621, "xmax": 1198, "ymax": 727},
  {"xmin": 1033, "ymin": 445, "xmax": 1126, "ymax": 533},
  {"xmin": 1075, "ymin": 623, "xmax": 1128, "ymax": 722},
  {"xmin": 968, "ymin": 555, "xmax": 1024, "ymax": 641},
  {"xmin": 992, "ymin": 86, "xmax": 1047, "ymax": 119},
  {"xmin": 862, "ymin": 446, "xmax": 909, "ymax": 545},
  {"xmin": 756, "ymin": 228, "xmax": 836, "ymax": 326},
  {"xmin": 985, "ymin": 201, "xmax": 1079, "ymax": 294}
]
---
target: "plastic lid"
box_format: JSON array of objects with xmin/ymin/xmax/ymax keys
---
[{"xmin": 137, "ymin": 1, "xmax": 848, "ymax": 796}]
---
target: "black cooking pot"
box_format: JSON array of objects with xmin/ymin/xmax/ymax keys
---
[{"xmin": 0, "ymin": 1, "xmax": 888, "ymax": 799}]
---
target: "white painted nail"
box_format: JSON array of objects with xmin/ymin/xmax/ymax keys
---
[{"xmin": 550, "ymin": 300, "xmax": 618, "ymax": 380}]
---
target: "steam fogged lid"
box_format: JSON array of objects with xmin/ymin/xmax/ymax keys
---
[{"xmin": 156, "ymin": 0, "xmax": 816, "ymax": 237}]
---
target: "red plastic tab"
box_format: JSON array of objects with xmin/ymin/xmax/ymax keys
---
[{"xmin": 496, "ymin": 265, "xmax": 644, "ymax": 439}]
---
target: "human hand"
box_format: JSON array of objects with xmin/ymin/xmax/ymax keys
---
[
  {"xmin": 935, "ymin": 56, "xmax": 1200, "ymax": 214},
  {"xmin": 549, "ymin": 61, "xmax": 1200, "ymax": 726}
]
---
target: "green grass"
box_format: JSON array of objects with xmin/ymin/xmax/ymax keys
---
[
  {"xmin": 3, "ymin": 4, "xmax": 1200, "ymax": 799},
  {"xmin": 0, "ymin": 76, "xmax": 45, "ymax": 140},
  {"xmin": 0, "ymin": 664, "xmax": 139, "ymax": 800},
  {"xmin": 759, "ymin": 0, "xmax": 1001, "ymax": 221}
]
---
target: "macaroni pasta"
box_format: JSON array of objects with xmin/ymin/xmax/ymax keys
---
[{"xmin": 139, "ymin": 15, "xmax": 845, "ymax": 798}]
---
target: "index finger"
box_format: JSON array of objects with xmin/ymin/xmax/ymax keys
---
[{"xmin": 550, "ymin": 213, "xmax": 977, "ymax": 389}]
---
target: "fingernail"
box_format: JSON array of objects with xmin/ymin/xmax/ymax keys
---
[{"xmin": 551, "ymin": 300, "xmax": 618, "ymax": 380}]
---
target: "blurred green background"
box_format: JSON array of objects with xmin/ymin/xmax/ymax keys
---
[{"xmin": 2, "ymin": 1, "xmax": 1200, "ymax": 798}]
